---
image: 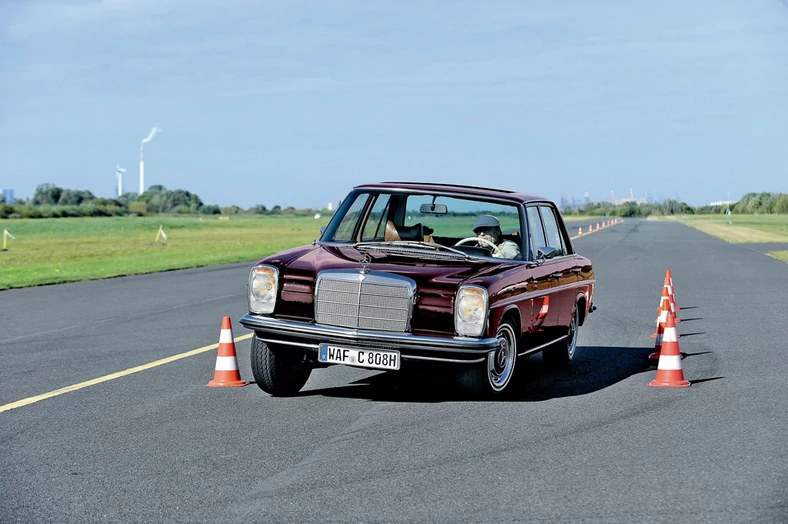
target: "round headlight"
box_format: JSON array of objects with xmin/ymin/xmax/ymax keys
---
[
  {"xmin": 454, "ymin": 285, "xmax": 488, "ymax": 337},
  {"xmin": 249, "ymin": 265, "xmax": 278, "ymax": 314},
  {"xmin": 457, "ymin": 294, "xmax": 485, "ymax": 322},
  {"xmin": 251, "ymin": 272, "xmax": 276, "ymax": 301}
]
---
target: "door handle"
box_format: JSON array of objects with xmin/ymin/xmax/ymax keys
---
[{"xmin": 550, "ymin": 272, "xmax": 563, "ymax": 278}]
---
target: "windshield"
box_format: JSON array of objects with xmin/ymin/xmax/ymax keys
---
[{"xmin": 322, "ymin": 191, "xmax": 524, "ymax": 260}]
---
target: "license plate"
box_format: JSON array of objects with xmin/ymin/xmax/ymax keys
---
[{"xmin": 318, "ymin": 344, "xmax": 400, "ymax": 371}]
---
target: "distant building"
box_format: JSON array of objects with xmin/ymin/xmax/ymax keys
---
[
  {"xmin": 709, "ymin": 200, "xmax": 736, "ymax": 207},
  {"xmin": 2, "ymin": 189, "xmax": 13, "ymax": 204}
]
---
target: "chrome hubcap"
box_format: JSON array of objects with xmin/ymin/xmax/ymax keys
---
[
  {"xmin": 489, "ymin": 323, "xmax": 516, "ymax": 391},
  {"xmin": 567, "ymin": 311, "xmax": 578, "ymax": 359}
]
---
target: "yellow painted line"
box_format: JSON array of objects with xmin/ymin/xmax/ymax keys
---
[{"xmin": 0, "ymin": 333, "xmax": 254, "ymax": 414}]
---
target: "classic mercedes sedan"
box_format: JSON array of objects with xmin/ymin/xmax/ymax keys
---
[{"xmin": 240, "ymin": 182, "xmax": 595, "ymax": 396}]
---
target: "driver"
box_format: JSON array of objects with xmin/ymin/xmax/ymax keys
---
[{"xmin": 472, "ymin": 215, "xmax": 521, "ymax": 259}]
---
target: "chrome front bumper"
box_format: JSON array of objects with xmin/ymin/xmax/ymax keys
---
[{"xmin": 239, "ymin": 314, "xmax": 500, "ymax": 364}]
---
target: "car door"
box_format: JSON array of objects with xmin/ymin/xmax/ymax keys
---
[
  {"xmin": 538, "ymin": 205, "xmax": 577, "ymax": 326},
  {"xmin": 525, "ymin": 205, "xmax": 562, "ymax": 340}
]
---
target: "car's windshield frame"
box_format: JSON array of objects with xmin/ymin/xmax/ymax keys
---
[{"xmin": 319, "ymin": 189, "xmax": 528, "ymax": 261}]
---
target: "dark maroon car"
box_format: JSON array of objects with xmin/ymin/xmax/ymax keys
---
[{"xmin": 240, "ymin": 182, "xmax": 595, "ymax": 396}]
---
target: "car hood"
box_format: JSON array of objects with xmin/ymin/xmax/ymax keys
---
[{"xmin": 261, "ymin": 243, "xmax": 516, "ymax": 288}]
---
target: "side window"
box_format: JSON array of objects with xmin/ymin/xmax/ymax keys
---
[
  {"xmin": 333, "ymin": 194, "xmax": 370, "ymax": 242},
  {"xmin": 539, "ymin": 206, "xmax": 565, "ymax": 256},
  {"xmin": 526, "ymin": 206, "xmax": 547, "ymax": 261},
  {"xmin": 403, "ymin": 195, "xmax": 431, "ymax": 227},
  {"xmin": 361, "ymin": 195, "xmax": 391, "ymax": 241}
]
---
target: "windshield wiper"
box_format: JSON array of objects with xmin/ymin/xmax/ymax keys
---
[{"xmin": 354, "ymin": 241, "xmax": 471, "ymax": 260}]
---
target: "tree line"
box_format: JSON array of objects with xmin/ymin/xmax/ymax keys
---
[
  {"xmin": 563, "ymin": 192, "xmax": 788, "ymax": 218},
  {"xmin": 0, "ymin": 183, "xmax": 327, "ymax": 219},
  {"xmin": 1, "ymin": 184, "xmax": 787, "ymax": 219}
]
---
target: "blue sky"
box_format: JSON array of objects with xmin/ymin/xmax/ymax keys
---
[{"xmin": 2, "ymin": 0, "xmax": 787, "ymax": 209}]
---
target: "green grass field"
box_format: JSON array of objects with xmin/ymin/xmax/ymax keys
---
[
  {"xmin": 675, "ymin": 214, "xmax": 788, "ymax": 262},
  {"xmin": 0, "ymin": 215, "xmax": 326, "ymax": 290}
]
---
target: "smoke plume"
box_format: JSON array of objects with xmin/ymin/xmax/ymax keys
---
[{"xmin": 141, "ymin": 125, "xmax": 161, "ymax": 145}]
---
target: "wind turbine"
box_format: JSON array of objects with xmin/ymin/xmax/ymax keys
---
[{"xmin": 116, "ymin": 165, "xmax": 127, "ymax": 197}]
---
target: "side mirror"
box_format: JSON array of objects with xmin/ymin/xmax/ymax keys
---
[{"xmin": 537, "ymin": 246, "xmax": 557, "ymax": 262}]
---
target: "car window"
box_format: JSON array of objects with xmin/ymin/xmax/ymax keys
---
[
  {"xmin": 526, "ymin": 206, "xmax": 547, "ymax": 261},
  {"xmin": 539, "ymin": 206, "xmax": 565, "ymax": 256},
  {"xmin": 333, "ymin": 193, "xmax": 371, "ymax": 242},
  {"xmin": 361, "ymin": 194, "xmax": 392, "ymax": 241},
  {"xmin": 403, "ymin": 195, "xmax": 521, "ymax": 239}
]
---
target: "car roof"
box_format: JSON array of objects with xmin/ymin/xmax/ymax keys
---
[{"xmin": 354, "ymin": 182, "xmax": 548, "ymax": 204}]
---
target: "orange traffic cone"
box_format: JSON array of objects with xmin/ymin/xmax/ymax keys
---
[
  {"xmin": 589, "ymin": 223, "xmax": 593, "ymax": 233},
  {"xmin": 207, "ymin": 316, "xmax": 247, "ymax": 387},
  {"xmin": 650, "ymin": 287, "xmax": 670, "ymax": 338},
  {"xmin": 663, "ymin": 278, "xmax": 680, "ymax": 322},
  {"xmin": 648, "ymin": 321, "xmax": 663, "ymax": 360},
  {"xmin": 649, "ymin": 312, "xmax": 690, "ymax": 387},
  {"xmin": 578, "ymin": 226, "xmax": 583, "ymax": 236},
  {"xmin": 666, "ymin": 269, "xmax": 679, "ymax": 310}
]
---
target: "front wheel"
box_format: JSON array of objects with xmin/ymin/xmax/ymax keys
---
[
  {"xmin": 543, "ymin": 306, "xmax": 579, "ymax": 366},
  {"xmin": 250, "ymin": 336, "xmax": 312, "ymax": 396},
  {"xmin": 457, "ymin": 321, "xmax": 518, "ymax": 396}
]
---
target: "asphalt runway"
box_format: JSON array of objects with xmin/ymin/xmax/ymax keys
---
[{"xmin": 1, "ymin": 219, "xmax": 787, "ymax": 523}]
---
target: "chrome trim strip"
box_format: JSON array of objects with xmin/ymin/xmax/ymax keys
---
[
  {"xmin": 257, "ymin": 338, "xmax": 319, "ymax": 350},
  {"xmin": 403, "ymin": 355, "xmax": 487, "ymax": 364},
  {"xmin": 240, "ymin": 314, "xmax": 499, "ymax": 352},
  {"xmin": 517, "ymin": 334, "xmax": 568, "ymax": 357},
  {"xmin": 256, "ymin": 336, "xmax": 486, "ymax": 364}
]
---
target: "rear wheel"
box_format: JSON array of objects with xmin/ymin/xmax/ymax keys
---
[
  {"xmin": 250, "ymin": 336, "xmax": 312, "ymax": 396},
  {"xmin": 457, "ymin": 321, "xmax": 517, "ymax": 396},
  {"xmin": 543, "ymin": 305, "xmax": 579, "ymax": 366}
]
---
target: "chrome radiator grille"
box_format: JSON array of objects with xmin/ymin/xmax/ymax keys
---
[{"xmin": 315, "ymin": 271, "xmax": 415, "ymax": 332}]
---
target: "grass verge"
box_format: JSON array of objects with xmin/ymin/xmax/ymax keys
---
[
  {"xmin": 676, "ymin": 215, "xmax": 788, "ymax": 243},
  {"xmin": 674, "ymin": 215, "xmax": 788, "ymax": 264},
  {"xmin": 0, "ymin": 215, "xmax": 325, "ymax": 290}
]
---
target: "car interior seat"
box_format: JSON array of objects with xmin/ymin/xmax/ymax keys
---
[{"xmin": 384, "ymin": 220, "xmax": 427, "ymax": 242}]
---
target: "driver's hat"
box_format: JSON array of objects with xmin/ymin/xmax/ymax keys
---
[{"xmin": 473, "ymin": 215, "xmax": 501, "ymax": 234}]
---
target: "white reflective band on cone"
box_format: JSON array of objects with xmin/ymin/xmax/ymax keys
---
[
  {"xmin": 657, "ymin": 355, "xmax": 682, "ymax": 370},
  {"xmin": 214, "ymin": 356, "xmax": 239, "ymax": 371},
  {"xmin": 219, "ymin": 330, "xmax": 234, "ymax": 343},
  {"xmin": 663, "ymin": 328, "xmax": 678, "ymax": 343}
]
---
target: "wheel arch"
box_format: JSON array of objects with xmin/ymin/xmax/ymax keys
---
[
  {"xmin": 575, "ymin": 292, "xmax": 587, "ymax": 326},
  {"xmin": 494, "ymin": 304, "xmax": 522, "ymax": 337}
]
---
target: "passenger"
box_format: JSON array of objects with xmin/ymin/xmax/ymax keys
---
[{"xmin": 472, "ymin": 215, "xmax": 521, "ymax": 259}]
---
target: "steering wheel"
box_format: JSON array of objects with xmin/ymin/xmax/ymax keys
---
[{"xmin": 454, "ymin": 237, "xmax": 502, "ymax": 256}]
